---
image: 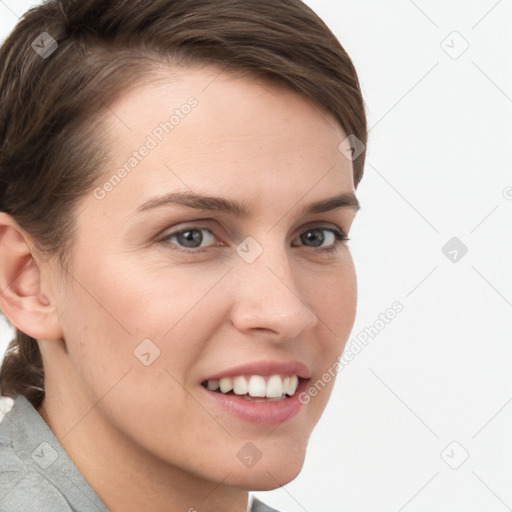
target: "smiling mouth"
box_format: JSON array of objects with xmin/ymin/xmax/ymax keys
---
[{"xmin": 201, "ymin": 374, "xmax": 303, "ymax": 402}]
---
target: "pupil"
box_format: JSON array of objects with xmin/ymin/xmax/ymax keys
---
[
  {"xmin": 178, "ymin": 230, "xmax": 202, "ymax": 248},
  {"xmin": 302, "ymin": 228, "xmax": 324, "ymax": 247}
]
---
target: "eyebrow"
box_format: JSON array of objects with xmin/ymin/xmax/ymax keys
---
[{"xmin": 134, "ymin": 191, "xmax": 360, "ymax": 217}]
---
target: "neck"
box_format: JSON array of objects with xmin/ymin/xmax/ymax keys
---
[{"xmin": 37, "ymin": 381, "xmax": 250, "ymax": 512}]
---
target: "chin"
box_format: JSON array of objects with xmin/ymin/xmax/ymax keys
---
[{"xmin": 224, "ymin": 448, "xmax": 307, "ymax": 491}]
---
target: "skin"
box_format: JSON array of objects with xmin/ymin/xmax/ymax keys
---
[{"xmin": 0, "ymin": 65, "xmax": 359, "ymax": 512}]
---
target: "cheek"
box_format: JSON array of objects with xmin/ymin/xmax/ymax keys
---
[
  {"xmin": 58, "ymin": 257, "xmax": 231, "ymax": 393},
  {"xmin": 303, "ymin": 255, "xmax": 356, "ymax": 410},
  {"xmin": 309, "ymin": 254, "xmax": 357, "ymax": 345}
]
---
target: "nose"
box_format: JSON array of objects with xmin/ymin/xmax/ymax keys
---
[{"xmin": 229, "ymin": 246, "xmax": 318, "ymax": 343}]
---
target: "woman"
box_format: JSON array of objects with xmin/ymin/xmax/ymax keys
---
[{"xmin": 0, "ymin": 0, "xmax": 367, "ymax": 511}]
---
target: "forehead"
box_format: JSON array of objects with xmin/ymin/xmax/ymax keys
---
[{"xmin": 92, "ymin": 65, "xmax": 355, "ymax": 214}]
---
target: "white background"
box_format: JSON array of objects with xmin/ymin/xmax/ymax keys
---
[{"xmin": 1, "ymin": 1, "xmax": 511, "ymax": 511}]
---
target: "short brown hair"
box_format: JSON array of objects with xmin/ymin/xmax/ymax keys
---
[{"xmin": 0, "ymin": 0, "xmax": 367, "ymax": 408}]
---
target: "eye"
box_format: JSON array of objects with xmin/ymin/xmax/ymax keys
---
[
  {"xmin": 160, "ymin": 227, "xmax": 220, "ymax": 252},
  {"xmin": 158, "ymin": 224, "xmax": 348, "ymax": 255},
  {"xmin": 293, "ymin": 227, "xmax": 348, "ymax": 253}
]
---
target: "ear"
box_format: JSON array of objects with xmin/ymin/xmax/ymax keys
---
[{"xmin": 0, "ymin": 213, "xmax": 63, "ymax": 341}]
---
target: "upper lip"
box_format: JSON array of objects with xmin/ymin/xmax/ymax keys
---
[{"xmin": 202, "ymin": 360, "xmax": 311, "ymax": 382}]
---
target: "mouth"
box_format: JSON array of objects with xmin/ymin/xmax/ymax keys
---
[
  {"xmin": 201, "ymin": 374, "xmax": 301, "ymax": 402},
  {"xmin": 199, "ymin": 361, "xmax": 311, "ymax": 426}
]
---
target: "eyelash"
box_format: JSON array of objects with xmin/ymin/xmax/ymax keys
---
[{"xmin": 158, "ymin": 225, "xmax": 349, "ymax": 255}]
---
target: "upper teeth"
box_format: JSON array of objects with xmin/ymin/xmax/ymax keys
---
[{"xmin": 205, "ymin": 375, "xmax": 299, "ymax": 398}]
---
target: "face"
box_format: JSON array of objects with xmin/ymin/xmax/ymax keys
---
[{"xmin": 43, "ymin": 65, "xmax": 358, "ymax": 490}]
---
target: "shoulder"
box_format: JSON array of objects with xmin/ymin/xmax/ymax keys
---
[
  {"xmin": 251, "ymin": 496, "xmax": 284, "ymax": 512},
  {"xmin": 0, "ymin": 470, "xmax": 74, "ymax": 512},
  {"xmin": 0, "ymin": 396, "xmax": 74, "ymax": 512}
]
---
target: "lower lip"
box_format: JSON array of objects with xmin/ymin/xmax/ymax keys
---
[{"xmin": 200, "ymin": 379, "xmax": 308, "ymax": 426}]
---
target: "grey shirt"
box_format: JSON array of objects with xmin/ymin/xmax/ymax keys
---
[{"xmin": 0, "ymin": 395, "xmax": 279, "ymax": 512}]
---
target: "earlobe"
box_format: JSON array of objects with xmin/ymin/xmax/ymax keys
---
[{"xmin": 0, "ymin": 213, "xmax": 63, "ymax": 341}]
